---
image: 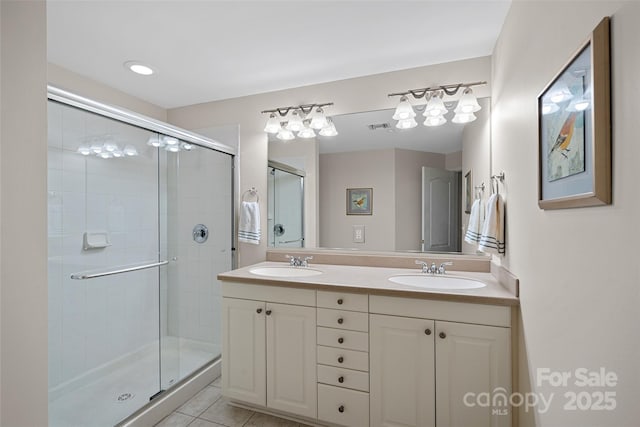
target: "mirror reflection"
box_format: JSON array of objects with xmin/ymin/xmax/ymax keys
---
[{"xmin": 268, "ymin": 97, "xmax": 490, "ymax": 254}]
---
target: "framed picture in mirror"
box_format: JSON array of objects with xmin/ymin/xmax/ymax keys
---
[
  {"xmin": 347, "ymin": 188, "xmax": 372, "ymax": 215},
  {"xmin": 537, "ymin": 16, "xmax": 611, "ymax": 209}
]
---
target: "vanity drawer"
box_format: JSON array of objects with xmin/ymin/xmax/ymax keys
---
[
  {"xmin": 317, "ymin": 364, "xmax": 369, "ymax": 392},
  {"xmin": 317, "ymin": 290, "xmax": 368, "ymax": 312},
  {"xmin": 317, "ymin": 308, "xmax": 368, "ymax": 332},
  {"xmin": 317, "ymin": 345, "xmax": 368, "ymax": 372},
  {"xmin": 317, "ymin": 327, "xmax": 369, "ymax": 352},
  {"xmin": 318, "ymin": 383, "xmax": 369, "ymax": 427}
]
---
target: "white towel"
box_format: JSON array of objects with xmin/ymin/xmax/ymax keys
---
[
  {"xmin": 238, "ymin": 201, "xmax": 261, "ymax": 245},
  {"xmin": 478, "ymin": 193, "xmax": 505, "ymax": 255},
  {"xmin": 464, "ymin": 198, "xmax": 484, "ymax": 244}
]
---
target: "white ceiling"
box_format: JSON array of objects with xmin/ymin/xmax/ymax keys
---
[{"xmin": 47, "ymin": 1, "xmax": 511, "ymax": 109}]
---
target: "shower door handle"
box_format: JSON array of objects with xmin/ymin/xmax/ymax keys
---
[{"xmin": 70, "ymin": 260, "xmax": 170, "ymax": 280}]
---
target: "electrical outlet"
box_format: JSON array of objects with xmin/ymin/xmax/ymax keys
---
[{"xmin": 353, "ymin": 225, "xmax": 365, "ymax": 243}]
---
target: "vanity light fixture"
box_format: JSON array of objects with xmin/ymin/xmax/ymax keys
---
[
  {"xmin": 261, "ymin": 102, "xmax": 338, "ymax": 140},
  {"xmin": 389, "ymin": 81, "xmax": 486, "ymax": 128}
]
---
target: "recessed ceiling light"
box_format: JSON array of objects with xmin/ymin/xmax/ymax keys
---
[{"xmin": 124, "ymin": 61, "xmax": 155, "ymax": 76}]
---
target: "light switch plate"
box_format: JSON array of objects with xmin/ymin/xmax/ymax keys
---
[{"xmin": 353, "ymin": 225, "xmax": 365, "ymax": 243}]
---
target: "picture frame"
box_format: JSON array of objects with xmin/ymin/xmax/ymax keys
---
[
  {"xmin": 537, "ymin": 17, "xmax": 611, "ymax": 209},
  {"xmin": 464, "ymin": 170, "xmax": 472, "ymax": 214},
  {"xmin": 346, "ymin": 188, "xmax": 372, "ymax": 215}
]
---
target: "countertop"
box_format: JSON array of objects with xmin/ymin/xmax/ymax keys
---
[{"xmin": 218, "ymin": 261, "xmax": 519, "ymax": 306}]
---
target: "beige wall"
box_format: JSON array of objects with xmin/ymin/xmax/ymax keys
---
[
  {"xmin": 492, "ymin": 1, "xmax": 639, "ymax": 425},
  {"xmin": 168, "ymin": 56, "xmax": 492, "ymax": 266},
  {"xmin": 0, "ymin": 1, "xmax": 48, "ymax": 425},
  {"xmin": 461, "ymin": 97, "xmax": 491, "ymax": 254},
  {"xmin": 48, "ymin": 63, "xmax": 167, "ymax": 121}
]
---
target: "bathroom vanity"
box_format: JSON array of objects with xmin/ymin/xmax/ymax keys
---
[{"xmin": 218, "ymin": 254, "xmax": 518, "ymax": 427}]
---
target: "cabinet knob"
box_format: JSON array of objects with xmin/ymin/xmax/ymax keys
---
[
  {"xmin": 424, "ymin": 328, "xmax": 431, "ymax": 335},
  {"xmin": 338, "ymin": 376, "xmax": 344, "ymax": 383},
  {"xmin": 337, "ymin": 298, "xmax": 344, "ymax": 305},
  {"xmin": 337, "ymin": 318, "xmax": 344, "ymax": 324},
  {"xmin": 338, "ymin": 356, "xmax": 344, "ymax": 364},
  {"xmin": 338, "ymin": 337, "xmax": 344, "ymax": 344},
  {"xmin": 338, "ymin": 405, "xmax": 345, "ymax": 413},
  {"xmin": 439, "ymin": 332, "xmax": 446, "ymax": 339},
  {"xmin": 266, "ymin": 310, "xmax": 272, "ymax": 316}
]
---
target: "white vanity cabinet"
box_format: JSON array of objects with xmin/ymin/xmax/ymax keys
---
[
  {"xmin": 369, "ymin": 296, "xmax": 512, "ymax": 427},
  {"xmin": 221, "ymin": 284, "xmax": 317, "ymax": 419}
]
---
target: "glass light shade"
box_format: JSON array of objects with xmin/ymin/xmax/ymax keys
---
[
  {"xmin": 98, "ymin": 151, "xmax": 113, "ymax": 159},
  {"xmin": 112, "ymin": 150, "xmax": 124, "ymax": 158},
  {"xmin": 396, "ymin": 117, "xmax": 418, "ymax": 129},
  {"xmin": 454, "ymin": 89, "xmax": 481, "ymax": 114},
  {"xmin": 165, "ymin": 145, "xmax": 180, "ymax": 152},
  {"xmin": 263, "ymin": 113, "xmax": 281, "ymax": 133},
  {"xmin": 392, "ymin": 96, "xmax": 416, "ymax": 120},
  {"xmin": 90, "ymin": 143, "xmax": 103, "ymax": 154},
  {"xmin": 123, "ymin": 145, "xmax": 138, "ymax": 156},
  {"xmin": 164, "ymin": 136, "xmax": 179, "ymax": 146},
  {"xmin": 319, "ymin": 120, "xmax": 338, "ymax": 137},
  {"xmin": 424, "ymin": 94, "xmax": 448, "ymax": 117},
  {"xmin": 452, "ymin": 112, "xmax": 477, "ymax": 124},
  {"xmin": 549, "ymin": 82, "xmax": 573, "ymax": 103},
  {"xmin": 77, "ymin": 145, "xmax": 91, "ymax": 156},
  {"xmin": 276, "ymin": 128, "xmax": 296, "ymax": 141},
  {"xmin": 147, "ymin": 135, "xmax": 163, "ymax": 147},
  {"xmin": 542, "ymin": 102, "xmax": 560, "ymax": 115},
  {"xmin": 103, "ymin": 140, "xmax": 118, "ymax": 152},
  {"xmin": 308, "ymin": 107, "xmax": 329, "ymax": 130},
  {"xmin": 423, "ymin": 115, "xmax": 447, "ymax": 127},
  {"xmin": 285, "ymin": 111, "xmax": 305, "ymax": 132},
  {"xmin": 565, "ymin": 98, "xmax": 590, "ymax": 112},
  {"xmin": 297, "ymin": 125, "xmax": 316, "ymax": 139},
  {"xmin": 181, "ymin": 142, "xmax": 193, "ymax": 151}
]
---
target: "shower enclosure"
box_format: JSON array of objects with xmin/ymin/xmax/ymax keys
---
[
  {"xmin": 267, "ymin": 161, "xmax": 305, "ymax": 248},
  {"xmin": 47, "ymin": 88, "xmax": 235, "ymax": 426}
]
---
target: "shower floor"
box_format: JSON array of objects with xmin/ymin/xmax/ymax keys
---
[{"xmin": 49, "ymin": 337, "xmax": 219, "ymax": 427}]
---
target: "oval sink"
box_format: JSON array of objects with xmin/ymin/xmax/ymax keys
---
[
  {"xmin": 388, "ymin": 275, "xmax": 486, "ymax": 290},
  {"xmin": 249, "ymin": 266, "xmax": 323, "ymax": 278}
]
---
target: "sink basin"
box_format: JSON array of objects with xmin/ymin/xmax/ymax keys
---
[
  {"xmin": 249, "ymin": 266, "xmax": 323, "ymax": 278},
  {"xmin": 388, "ymin": 275, "xmax": 487, "ymax": 290}
]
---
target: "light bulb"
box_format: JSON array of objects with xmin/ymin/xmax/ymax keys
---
[
  {"xmin": 123, "ymin": 145, "xmax": 138, "ymax": 156},
  {"xmin": 285, "ymin": 110, "xmax": 305, "ymax": 132},
  {"xmin": 423, "ymin": 115, "xmax": 447, "ymax": 127},
  {"xmin": 319, "ymin": 119, "xmax": 338, "ymax": 137},
  {"xmin": 297, "ymin": 125, "xmax": 316, "ymax": 139},
  {"xmin": 263, "ymin": 113, "xmax": 281, "ymax": 134},
  {"xmin": 424, "ymin": 92, "xmax": 448, "ymax": 117},
  {"xmin": 392, "ymin": 96, "xmax": 416, "ymax": 120},
  {"xmin": 276, "ymin": 128, "xmax": 295, "ymax": 141},
  {"xmin": 308, "ymin": 107, "xmax": 329, "ymax": 130},
  {"xmin": 77, "ymin": 145, "xmax": 91, "ymax": 156},
  {"xmin": 396, "ymin": 117, "xmax": 418, "ymax": 129},
  {"xmin": 454, "ymin": 88, "xmax": 481, "ymax": 114},
  {"xmin": 147, "ymin": 135, "xmax": 163, "ymax": 147},
  {"xmin": 542, "ymin": 102, "xmax": 560, "ymax": 115},
  {"xmin": 452, "ymin": 112, "xmax": 477, "ymax": 124}
]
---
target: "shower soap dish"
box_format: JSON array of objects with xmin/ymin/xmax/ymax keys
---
[{"xmin": 83, "ymin": 231, "xmax": 111, "ymax": 250}]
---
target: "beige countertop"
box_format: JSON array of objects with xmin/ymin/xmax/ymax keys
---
[{"xmin": 218, "ymin": 261, "xmax": 519, "ymax": 306}]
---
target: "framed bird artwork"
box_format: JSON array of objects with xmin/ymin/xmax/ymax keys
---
[
  {"xmin": 537, "ymin": 16, "xmax": 611, "ymax": 210},
  {"xmin": 346, "ymin": 188, "xmax": 372, "ymax": 215}
]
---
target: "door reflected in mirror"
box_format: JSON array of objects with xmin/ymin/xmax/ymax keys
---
[{"xmin": 268, "ymin": 97, "xmax": 491, "ymax": 255}]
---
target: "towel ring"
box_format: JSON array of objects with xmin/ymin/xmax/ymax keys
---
[{"xmin": 242, "ymin": 187, "xmax": 259, "ymax": 203}]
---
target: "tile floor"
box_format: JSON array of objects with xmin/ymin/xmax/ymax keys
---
[{"xmin": 155, "ymin": 377, "xmax": 312, "ymax": 427}]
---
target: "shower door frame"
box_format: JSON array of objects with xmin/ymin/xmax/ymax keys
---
[{"xmin": 267, "ymin": 160, "xmax": 305, "ymax": 248}]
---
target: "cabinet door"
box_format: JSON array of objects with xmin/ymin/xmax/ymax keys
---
[
  {"xmin": 435, "ymin": 321, "xmax": 511, "ymax": 427},
  {"xmin": 222, "ymin": 297, "xmax": 266, "ymax": 406},
  {"xmin": 370, "ymin": 314, "xmax": 435, "ymax": 427},
  {"xmin": 266, "ymin": 302, "xmax": 317, "ymax": 418}
]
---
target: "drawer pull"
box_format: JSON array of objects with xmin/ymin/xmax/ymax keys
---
[
  {"xmin": 338, "ymin": 376, "xmax": 344, "ymax": 383},
  {"xmin": 266, "ymin": 310, "xmax": 272, "ymax": 316},
  {"xmin": 256, "ymin": 308, "xmax": 262, "ymax": 314},
  {"xmin": 337, "ymin": 298, "xmax": 344, "ymax": 305},
  {"xmin": 439, "ymin": 332, "xmax": 446, "ymax": 339},
  {"xmin": 338, "ymin": 405, "xmax": 345, "ymax": 413},
  {"xmin": 338, "ymin": 337, "xmax": 344, "ymax": 344},
  {"xmin": 424, "ymin": 328, "xmax": 431, "ymax": 335},
  {"xmin": 338, "ymin": 356, "xmax": 344, "ymax": 364},
  {"xmin": 337, "ymin": 318, "xmax": 344, "ymax": 324}
]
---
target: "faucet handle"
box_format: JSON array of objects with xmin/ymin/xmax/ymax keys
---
[
  {"xmin": 438, "ymin": 262, "xmax": 453, "ymax": 274},
  {"xmin": 415, "ymin": 260, "xmax": 429, "ymax": 273},
  {"xmin": 302, "ymin": 256, "xmax": 313, "ymax": 267},
  {"xmin": 285, "ymin": 255, "xmax": 298, "ymax": 266}
]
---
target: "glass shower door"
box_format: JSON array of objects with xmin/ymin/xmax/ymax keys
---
[{"xmin": 267, "ymin": 165, "xmax": 304, "ymax": 248}]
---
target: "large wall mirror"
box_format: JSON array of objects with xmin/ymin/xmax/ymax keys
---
[{"xmin": 268, "ymin": 97, "xmax": 491, "ymax": 255}]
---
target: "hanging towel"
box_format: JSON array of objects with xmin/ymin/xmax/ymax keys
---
[
  {"xmin": 464, "ymin": 198, "xmax": 484, "ymax": 244},
  {"xmin": 478, "ymin": 193, "xmax": 505, "ymax": 255},
  {"xmin": 238, "ymin": 201, "xmax": 261, "ymax": 245}
]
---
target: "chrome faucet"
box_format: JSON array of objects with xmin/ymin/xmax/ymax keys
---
[
  {"xmin": 415, "ymin": 260, "xmax": 453, "ymax": 274},
  {"xmin": 437, "ymin": 262, "xmax": 453, "ymax": 275},
  {"xmin": 286, "ymin": 255, "xmax": 313, "ymax": 267}
]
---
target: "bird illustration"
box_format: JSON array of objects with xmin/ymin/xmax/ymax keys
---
[
  {"xmin": 353, "ymin": 197, "xmax": 366, "ymax": 208},
  {"xmin": 550, "ymin": 112, "xmax": 578, "ymax": 159}
]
